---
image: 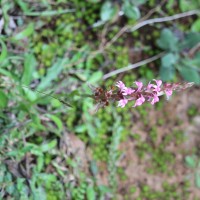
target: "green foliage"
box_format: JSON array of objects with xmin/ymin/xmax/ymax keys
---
[
  {"xmin": 157, "ymin": 29, "xmax": 200, "ymax": 83},
  {"xmin": 0, "ymin": 0, "xmax": 200, "ymax": 199},
  {"xmin": 108, "ymin": 117, "xmax": 123, "ymax": 192},
  {"xmin": 100, "ymin": 1, "xmax": 118, "ymax": 21},
  {"xmin": 122, "ymin": 1, "xmax": 141, "ymax": 20},
  {"xmin": 179, "ymin": 0, "xmax": 200, "ymax": 12},
  {"xmin": 0, "ymin": 39, "xmax": 8, "ymax": 63},
  {"xmin": 185, "ymin": 154, "xmax": 200, "ymax": 189},
  {"xmin": 185, "ymin": 155, "xmax": 197, "ymax": 168},
  {"xmin": 157, "ymin": 28, "xmax": 179, "ymax": 52},
  {"xmin": 191, "ymin": 19, "xmax": 200, "ymax": 32},
  {"xmin": 12, "ymin": 23, "xmax": 34, "ymax": 41},
  {"xmin": 0, "ymin": 90, "xmax": 8, "ymax": 108}
]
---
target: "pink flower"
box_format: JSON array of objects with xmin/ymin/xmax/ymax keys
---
[
  {"xmin": 165, "ymin": 89, "xmax": 173, "ymax": 97},
  {"xmin": 147, "ymin": 79, "xmax": 162, "ymax": 92},
  {"xmin": 153, "ymin": 79, "xmax": 162, "ymax": 92},
  {"xmin": 116, "ymin": 81, "xmax": 126, "ymax": 90},
  {"xmin": 122, "ymin": 87, "xmax": 135, "ymax": 95},
  {"xmin": 154, "ymin": 79, "xmax": 162, "ymax": 87},
  {"xmin": 151, "ymin": 94, "xmax": 159, "ymax": 105},
  {"xmin": 133, "ymin": 95, "xmax": 145, "ymax": 107},
  {"xmin": 163, "ymin": 83, "xmax": 173, "ymax": 98},
  {"xmin": 147, "ymin": 82, "xmax": 154, "ymax": 91},
  {"xmin": 117, "ymin": 99, "xmax": 128, "ymax": 108},
  {"xmin": 135, "ymin": 81, "xmax": 143, "ymax": 91}
]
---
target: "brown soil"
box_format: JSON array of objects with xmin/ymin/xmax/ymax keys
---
[{"xmin": 116, "ymin": 87, "xmax": 200, "ymax": 199}]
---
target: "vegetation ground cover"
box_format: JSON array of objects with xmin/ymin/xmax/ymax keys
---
[{"xmin": 0, "ymin": 0, "xmax": 200, "ymax": 199}]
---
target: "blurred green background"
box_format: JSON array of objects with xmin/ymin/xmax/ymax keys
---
[{"xmin": 0, "ymin": 0, "xmax": 200, "ymax": 199}]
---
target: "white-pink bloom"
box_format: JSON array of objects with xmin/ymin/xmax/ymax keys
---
[
  {"xmin": 151, "ymin": 94, "xmax": 159, "ymax": 105},
  {"xmin": 135, "ymin": 81, "xmax": 143, "ymax": 91},
  {"xmin": 116, "ymin": 81, "xmax": 126, "ymax": 91},
  {"xmin": 117, "ymin": 99, "xmax": 128, "ymax": 108},
  {"xmin": 146, "ymin": 79, "xmax": 162, "ymax": 94},
  {"xmin": 147, "ymin": 82, "xmax": 154, "ymax": 91},
  {"xmin": 154, "ymin": 79, "xmax": 162, "ymax": 87},
  {"xmin": 147, "ymin": 79, "xmax": 162, "ymax": 93},
  {"xmin": 153, "ymin": 79, "xmax": 162, "ymax": 92},
  {"xmin": 163, "ymin": 83, "xmax": 173, "ymax": 98},
  {"xmin": 133, "ymin": 95, "xmax": 145, "ymax": 107},
  {"xmin": 122, "ymin": 87, "xmax": 135, "ymax": 95},
  {"xmin": 165, "ymin": 89, "xmax": 173, "ymax": 97}
]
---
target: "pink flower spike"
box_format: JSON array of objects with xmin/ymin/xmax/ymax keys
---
[
  {"xmin": 117, "ymin": 99, "xmax": 128, "ymax": 108},
  {"xmin": 151, "ymin": 94, "xmax": 159, "ymax": 105},
  {"xmin": 151, "ymin": 79, "xmax": 162, "ymax": 93},
  {"xmin": 116, "ymin": 81, "xmax": 126, "ymax": 90},
  {"xmin": 165, "ymin": 89, "xmax": 173, "ymax": 98},
  {"xmin": 154, "ymin": 79, "xmax": 162, "ymax": 87},
  {"xmin": 147, "ymin": 82, "xmax": 154, "ymax": 91},
  {"xmin": 163, "ymin": 83, "xmax": 173, "ymax": 98},
  {"xmin": 135, "ymin": 81, "xmax": 143, "ymax": 91},
  {"xmin": 133, "ymin": 95, "xmax": 145, "ymax": 107},
  {"xmin": 122, "ymin": 87, "xmax": 135, "ymax": 95}
]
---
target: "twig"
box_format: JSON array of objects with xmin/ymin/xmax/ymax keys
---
[
  {"xmin": 188, "ymin": 42, "xmax": 200, "ymax": 57},
  {"xmin": 22, "ymin": 9, "xmax": 75, "ymax": 16},
  {"xmin": 128, "ymin": 10, "xmax": 199, "ymax": 32},
  {"xmin": 91, "ymin": 10, "xmax": 199, "ymax": 58},
  {"xmin": 103, "ymin": 52, "xmax": 165, "ymax": 79},
  {"xmin": 138, "ymin": 0, "xmax": 167, "ymax": 22}
]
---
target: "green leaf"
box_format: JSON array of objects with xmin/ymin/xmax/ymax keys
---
[
  {"xmin": 161, "ymin": 53, "xmax": 178, "ymax": 68},
  {"xmin": 21, "ymin": 54, "xmax": 37, "ymax": 85},
  {"xmin": 179, "ymin": 0, "xmax": 200, "ymax": 12},
  {"xmin": 87, "ymin": 186, "xmax": 96, "ymax": 200},
  {"xmin": 21, "ymin": 145, "xmax": 34, "ymax": 154},
  {"xmin": 30, "ymin": 113, "xmax": 46, "ymax": 131},
  {"xmin": 157, "ymin": 28, "xmax": 178, "ymax": 51},
  {"xmin": 90, "ymin": 160, "xmax": 98, "ymax": 176},
  {"xmin": 15, "ymin": 0, "xmax": 29, "ymax": 12},
  {"xmin": 40, "ymin": 140, "xmax": 57, "ymax": 152},
  {"xmin": 37, "ymin": 58, "xmax": 68, "ymax": 90},
  {"xmin": 12, "ymin": 23, "xmax": 34, "ymax": 40},
  {"xmin": 16, "ymin": 178, "xmax": 26, "ymax": 192},
  {"xmin": 37, "ymin": 156, "xmax": 44, "ymax": 172},
  {"xmin": 52, "ymin": 162, "xmax": 65, "ymax": 177},
  {"xmin": 129, "ymin": 0, "xmax": 147, "ymax": 6},
  {"xmin": 0, "ymin": 39, "xmax": 7, "ymax": 64},
  {"xmin": 88, "ymin": 71, "xmax": 103, "ymax": 84},
  {"xmin": 179, "ymin": 32, "xmax": 200, "ymax": 50},
  {"xmin": 24, "ymin": 9, "xmax": 75, "ymax": 16},
  {"xmin": 166, "ymin": 0, "xmax": 175, "ymax": 9},
  {"xmin": 75, "ymin": 124, "xmax": 87, "ymax": 133},
  {"xmin": 191, "ymin": 19, "xmax": 200, "ymax": 32},
  {"xmin": 32, "ymin": 186, "xmax": 46, "ymax": 200},
  {"xmin": 181, "ymin": 53, "xmax": 200, "ymax": 69},
  {"xmin": 39, "ymin": 173, "xmax": 57, "ymax": 182},
  {"xmin": 159, "ymin": 65, "xmax": 175, "ymax": 81},
  {"xmin": 86, "ymin": 123, "xmax": 97, "ymax": 139},
  {"xmin": 0, "ymin": 90, "xmax": 8, "ymax": 108},
  {"xmin": 195, "ymin": 172, "xmax": 200, "ymax": 188},
  {"xmin": 23, "ymin": 87, "xmax": 38, "ymax": 102},
  {"xmin": 0, "ymin": 68, "xmax": 14, "ymax": 78},
  {"xmin": 100, "ymin": 1, "xmax": 118, "ymax": 21},
  {"xmin": 122, "ymin": 1, "xmax": 141, "ymax": 20},
  {"xmin": 46, "ymin": 114, "xmax": 63, "ymax": 132},
  {"xmin": 179, "ymin": 66, "xmax": 200, "ymax": 84},
  {"xmin": 185, "ymin": 155, "xmax": 196, "ymax": 168},
  {"xmin": 51, "ymin": 99, "xmax": 62, "ymax": 108}
]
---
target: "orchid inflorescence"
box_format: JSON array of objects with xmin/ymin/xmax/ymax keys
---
[{"xmin": 91, "ymin": 80, "xmax": 194, "ymax": 109}]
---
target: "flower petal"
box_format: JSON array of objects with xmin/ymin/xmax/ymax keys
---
[
  {"xmin": 117, "ymin": 99, "xmax": 128, "ymax": 108},
  {"xmin": 135, "ymin": 81, "xmax": 143, "ymax": 91},
  {"xmin": 133, "ymin": 95, "xmax": 145, "ymax": 107}
]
